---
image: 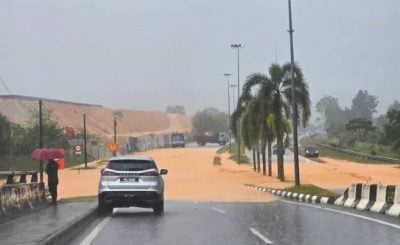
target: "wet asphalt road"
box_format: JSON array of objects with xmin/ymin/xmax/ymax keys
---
[{"xmin": 71, "ymin": 200, "xmax": 400, "ymax": 245}]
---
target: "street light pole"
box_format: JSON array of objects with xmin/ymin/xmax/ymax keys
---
[
  {"xmin": 224, "ymin": 73, "xmax": 232, "ymax": 152},
  {"xmin": 230, "ymin": 84, "xmax": 237, "ymax": 112},
  {"xmin": 288, "ymin": 0, "xmax": 300, "ymax": 186},
  {"xmin": 231, "ymin": 43, "xmax": 242, "ymax": 163}
]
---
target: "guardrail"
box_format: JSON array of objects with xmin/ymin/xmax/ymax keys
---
[
  {"xmin": 0, "ymin": 171, "xmax": 38, "ymax": 185},
  {"xmin": 309, "ymin": 134, "xmax": 400, "ymax": 163}
]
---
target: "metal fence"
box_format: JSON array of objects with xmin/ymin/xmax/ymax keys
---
[{"xmin": 309, "ymin": 134, "xmax": 400, "ymax": 163}]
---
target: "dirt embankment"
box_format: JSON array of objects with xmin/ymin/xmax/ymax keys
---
[{"xmin": 0, "ymin": 96, "xmax": 192, "ymax": 140}]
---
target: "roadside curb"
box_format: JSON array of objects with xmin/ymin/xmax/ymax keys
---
[
  {"xmin": 38, "ymin": 206, "xmax": 97, "ymax": 245},
  {"xmin": 246, "ymin": 184, "xmax": 336, "ymax": 205}
]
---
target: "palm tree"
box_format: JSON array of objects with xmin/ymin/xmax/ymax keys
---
[{"xmin": 234, "ymin": 62, "xmax": 310, "ymax": 181}]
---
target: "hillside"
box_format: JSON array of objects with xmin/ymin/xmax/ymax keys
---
[{"xmin": 0, "ymin": 95, "xmax": 192, "ymax": 140}]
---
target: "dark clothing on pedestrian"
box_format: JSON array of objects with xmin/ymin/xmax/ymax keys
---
[{"xmin": 46, "ymin": 160, "xmax": 59, "ymax": 204}]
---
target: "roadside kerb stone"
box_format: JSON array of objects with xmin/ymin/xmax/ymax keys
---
[
  {"xmin": 39, "ymin": 205, "xmax": 97, "ymax": 245},
  {"xmin": 245, "ymin": 184, "xmax": 334, "ymax": 205}
]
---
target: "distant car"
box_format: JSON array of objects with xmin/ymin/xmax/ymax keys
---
[
  {"xmin": 272, "ymin": 144, "xmax": 285, "ymax": 155},
  {"xmin": 304, "ymin": 145, "xmax": 319, "ymax": 157},
  {"xmin": 171, "ymin": 133, "xmax": 185, "ymax": 148},
  {"xmin": 98, "ymin": 155, "xmax": 168, "ymax": 215}
]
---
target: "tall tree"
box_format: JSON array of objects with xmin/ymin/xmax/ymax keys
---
[
  {"xmin": 383, "ymin": 108, "xmax": 400, "ymax": 150},
  {"xmin": 351, "ymin": 90, "xmax": 379, "ymax": 120},
  {"xmin": 233, "ymin": 62, "xmax": 310, "ymax": 181},
  {"xmin": 16, "ymin": 107, "xmax": 68, "ymax": 154},
  {"xmin": 0, "ymin": 113, "xmax": 11, "ymax": 156},
  {"xmin": 192, "ymin": 107, "xmax": 229, "ymax": 135},
  {"xmin": 315, "ymin": 96, "xmax": 347, "ymax": 129},
  {"xmin": 346, "ymin": 118, "xmax": 375, "ymax": 141}
]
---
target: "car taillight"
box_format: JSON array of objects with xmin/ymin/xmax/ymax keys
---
[
  {"xmin": 101, "ymin": 170, "xmax": 119, "ymax": 176},
  {"xmin": 140, "ymin": 171, "xmax": 159, "ymax": 176}
]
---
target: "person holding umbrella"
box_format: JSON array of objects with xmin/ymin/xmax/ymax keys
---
[
  {"xmin": 46, "ymin": 159, "xmax": 59, "ymax": 204},
  {"xmin": 31, "ymin": 148, "xmax": 63, "ymax": 204}
]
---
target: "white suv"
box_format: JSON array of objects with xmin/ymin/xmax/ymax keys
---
[{"xmin": 98, "ymin": 155, "xmax": 168, "ymax": 215}]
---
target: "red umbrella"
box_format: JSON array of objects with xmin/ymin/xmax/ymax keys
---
[{"xmin": 31, "ymin": 148, "xmax": 64, "ymax": 160}]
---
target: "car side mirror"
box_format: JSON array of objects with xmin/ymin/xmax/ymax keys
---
[
  {"xmin": 160, "ymin": 169, "xmax": 168, "ymax": 175},
  {"xmin": 100, "ymin": 168, "xmax": 105, "ymax": 174}
]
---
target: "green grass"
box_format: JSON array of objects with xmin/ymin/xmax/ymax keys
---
[
  {"xmin": 0, "ymin": 155, "xmax": 38, "ymax": 171},
  {"xmin": 300, "ymin": 137, "xmax": 385, "ymax": 164},
  {"xmin": 0, "ymin": 153, "xmax": 99, "ymax": 171},
  {"xmin": 60, "ymin": 195, "xmax": 97, "ymax": 202},
  {"xmin": 69, "ymin": 166, "xmax": 97, "ymax": 170},
  {"xmin": 228, "ymin": 154, "xmax": 250, "ymax": 164},
  {"xmin": 227, "ymin": 143, "xmax": 250, "ymax": 164},
  {"xmin": 216, "ymin": 145, "xmax": 229, "ymax": 154},
  {"xmin": 216, "ymin": 143, "xmax": 250, "ymax": 164},
  {"xmin": 284, "ymin": 184, "xmax": 340, "ymax": 199}
]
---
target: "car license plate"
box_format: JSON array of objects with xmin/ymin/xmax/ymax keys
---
[{"xmin": 120, "ymin": 177, "xmax": 138, "ymax": 182}]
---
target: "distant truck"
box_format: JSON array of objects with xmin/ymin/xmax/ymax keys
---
[
  {"xmin": 195, "ymin": 132, "xmax": 229, "ymax": 146},
  {"xmin": 171, "ymin": 133, "xmax": 185, "ymax": 148}
]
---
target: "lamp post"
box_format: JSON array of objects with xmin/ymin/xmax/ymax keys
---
[
  {"xmin": 231, "ymin": 43, "xmax": 242, "ymax": 163},
  {"xmin": 230, "ymin": 84, "xmax": 237, "ymax": 112},
  {"xmin": 288, "ymin": 0, "xmax": 300, "ymax": 186},
  {"xmin": 224, "ymin": 73, "xmax": 232, "ymax": 152}
]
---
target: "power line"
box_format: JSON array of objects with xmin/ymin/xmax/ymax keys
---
[{"xmin": 0, "ymin": 76, "xmax": 32, "ymax": 113}]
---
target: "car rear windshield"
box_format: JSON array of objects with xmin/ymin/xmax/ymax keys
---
[
  {"xmin": 107, "ymin": 160, "xmax": 157, "ymax": 171},
  {"xmin": 172, "ymin": 134, "xmax": 184, "ymax": 140}
]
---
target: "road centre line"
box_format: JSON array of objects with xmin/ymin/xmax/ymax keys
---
[
  {"xmin": 280, "ymin": 200, "xmax": 400, "ymax": 230},
  {"xmin": 249, "ymin": 228, "xmax": 273, "ymax": 244},
  {"xmin": 80, "ymin": 216, "xmax": 112, "ymax": 245},
  {"xmin": 211, "ymin": 207, "xmax": 226, "ymax": 214}
]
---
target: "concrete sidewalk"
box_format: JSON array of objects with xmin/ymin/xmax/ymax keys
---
[{"xmin": 0, "ymin": 201, "xmax": 97, "ymax": 245}]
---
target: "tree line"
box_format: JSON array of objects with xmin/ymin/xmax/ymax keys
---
[
  {"xmin": 316, "ymin": 91, "xmax": 400, "ymax": 155},
  {"xmin": 0, "ymin": 107, "xmax": 68, "ymax": 157}
]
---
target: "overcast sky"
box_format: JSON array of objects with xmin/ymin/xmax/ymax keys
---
[{"xmin": 0, "ymin": 0, "xmax": 399, "ymax": 118}]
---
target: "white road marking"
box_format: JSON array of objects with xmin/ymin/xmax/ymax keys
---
[
  {"xmin": 249, "ymin": 228, "xmax": 273, "ymax": 244},
  {"xmin": 211, "ymin": 207, "xmax": 226, "ymax": 214},
  {"xmin": 280, "ymin": 200, "xmax": 400, "ymax": 230},
  {"xmin": 80, "ymin": 216, "xmax": 112, "ymax": 245}
]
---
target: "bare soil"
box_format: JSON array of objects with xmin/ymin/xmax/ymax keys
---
[{"xmin": 56, "ymin": 148, "xmax": 400, "ymax": 202}]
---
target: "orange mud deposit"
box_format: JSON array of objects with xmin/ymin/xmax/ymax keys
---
[{"xmin": 57, "ymin": 148, "xmax": 400, "ymax": 201}]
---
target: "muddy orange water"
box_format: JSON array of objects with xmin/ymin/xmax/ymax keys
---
[{"xmin": 56, "ymin": 148, "xmax": 400, "ymax": 202}]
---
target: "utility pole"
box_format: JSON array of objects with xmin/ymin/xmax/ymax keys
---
[
  {"xmin": 39, "ymin": 100, "xmax": 43, "ymax": 183},
  {"xmin": 83, "ymin": 113, "xmax": 87, "ymax": 168},
  {"xmin": 288, "ymin": 0, "xmax": 300, "ymax": 186},
  {"xmin": 224, "ymin": 73, "xmax": 232, "ymax": 152},
  {"xmin": 113, "ymin": 117, "xmax": 117, "ymax": 157}
]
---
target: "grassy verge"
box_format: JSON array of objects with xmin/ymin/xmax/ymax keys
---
[
  {"xmin": 60, "ymin": 195, "xmax": 98, "ymax": 202},
  {"xmin": 69, "ymin": 166, "xmax": 97, "ymax": 170},
  {"xmin": 216, "ymin": 143, "xmax": 250, "ymax": 164},
  {"xmin": 300, "ymin": 136, "xmax": 385, "ymax": 164},
  {"xmin": 0, "ymin": 154, "xmax": 99, "ymax": 171},
  {"xmin": 284, "ymin": 184, "xmax": 340, "ymax": 199}
]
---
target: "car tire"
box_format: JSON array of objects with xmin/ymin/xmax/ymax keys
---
[
  {"xmin": 98, "ymin": 196, "xmax": 113, "ymax": 215},
  {"xmin": 153, "ymin": 199, "xmax": 164, "ymax": 216}
]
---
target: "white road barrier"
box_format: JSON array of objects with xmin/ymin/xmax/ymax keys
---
[
  {"xmin": 370, "ymin": 184, "xmax": 387, "ymax": 213},
  {"xmin": 385, "ymin": 186, "xmax": 400, "ymax": 217},
  {"xmin": 344, "ymin": 184, "xmax": 358, "ymax": 208},
  {"xmin": 356, "ymin": 184, "xmax": 372, "ymax": 210}
]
